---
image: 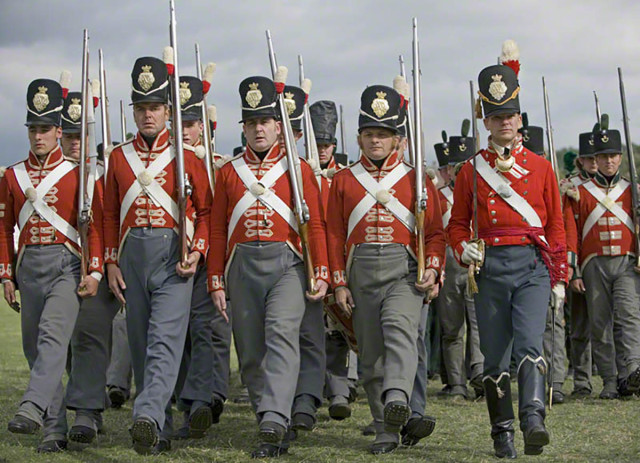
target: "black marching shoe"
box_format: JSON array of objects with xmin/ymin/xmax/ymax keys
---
[
  {"xmin": 189, "ymin": 404, "xmax": 213, "ymax": 439},
  {"xmin": 107, "ymin": 386, "xmax": 128, "ymax": 408},
  {"xmin": 626, "ymin": 366, "xmax": 640, "ymax": 393},
  {"xmin": 258, "ymin": 421, "xmax": 286, "ymax": 444},
  {"xmin": 400, "ymin": 415, "xmax": 436, "ymax": 446},
  {"xmin": 130, "ymin": 417, "xmax": 159, "ymax": 455},
  {"xmin": 69, "ymin": 425, "xmax": 97, "ymax": 444},
  {"xmin": 383, "ymin": 401, "xmax": 411, "ymax": 433},
  {"xmin": 291, "ymin": 413, "xmax": 315, "ymax": 432},
  {"xmin": 210, "ymin": 397, "xmax": 224, "ymax": 424},
  {"xmin": 36, "ymin": 439, "xmax": 67, "ymax": 453},
  {"xmin": 370, "ymin": 441, "xmax": 397, "ymax": 455},
  {"xmin": 151, "ymin": 438, "xmax": 171, "ymax": 455},
  {"xmin": 518, "ymin": 357, "xmax": 550, "ymax": 456},
  {"xmin": 8, "ymin": 415, "xmax": 40, "ymax": 435},
  {"xmin": 251, "ymin": 443, "xmax": 287, "ymax": 458},
  {"xmin": 485, "ymin": 375, "xmax": 517, "ymax": 459}
]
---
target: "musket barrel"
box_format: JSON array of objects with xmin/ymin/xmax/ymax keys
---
[
  {"xmin": 339, "ymin": 104, "xmax": 347, "ymax": 156},
  {"xmin": 594, "ymin": 90, "xmax": 602, "ymax": 126},
  {"xmin": 400, "ymin": 54, "xmax": 416, "ymax": 166},
  {"xmin": 78, "ymin": 29, "xmax": 90, "ymax": 279},
  {"xmin": 195, "ymin": 43, "xmax": 215, "ymax": 193},
  {"xmin": 120, "ymin": 100, "xmax": 127, "ymax": 141},
  {"xmin": 412, "ymin": 17, "xmax": 426, "ymax": 283},
  {"xmin": 542, "ymin": 77, "xmax": 560, "ymax": 184},
  {"xmin": 469, "ymin": 81, "xmax": 479, "ymax": 239}
]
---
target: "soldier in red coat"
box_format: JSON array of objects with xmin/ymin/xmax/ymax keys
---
[
  {"xmin": 103, "ymin": 56, "xmax": 211, "ymax": 455},
  {"xmin": 208, "ymin": 76, "xmax": 329, "ymax": 459},
  {"xmin": 1, "ymin": 78, "xmax": 103, "ymax": 453},
  {"xmin": 447, "ymin": 42, "xmax": 567, "ymax": 458},
  {"xmin": 327, "ymin": 85, "xmax": 445, "ymax": 455},
  {"xmin": 564, "ymin": 121, "xmax": 640, "ymax": 398}
]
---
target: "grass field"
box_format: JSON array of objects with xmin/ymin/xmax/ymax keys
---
[{"xmin": 0, "ymin": 302, "xmax": 639, "ymax": 463}]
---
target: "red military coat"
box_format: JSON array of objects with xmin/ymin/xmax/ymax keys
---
[
  {"xmin": 564, "ymin": 171, "xmax": 636, "ymax": 272},
  {"xmin": 0, "ymin": 145, "xmax": 103, "ymax": 279},
  {"xmin": 207, "ymin": 142, "xmax": 329, "ymax": 292},
  {"xmin": 103, "ymin": 128, "xmax": 211, "ymax": 264},
  {"xmin": 447, "ymin": 136, "xmax": 567, "ymax": 285},
  {"xmin": 326, "ymin": 150, "xmax": 445, "ymax": 289}
]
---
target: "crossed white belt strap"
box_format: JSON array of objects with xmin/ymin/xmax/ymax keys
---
[
  {"xmin": 120, "ymin": 143, "xmax": 194, "ymax": 240},
  {"xmin": 228, "ymin": 156, "xmax": 298, "ymax": 244},
  {"xmin": 476, "ymin": 155, "xmax": 543, "ymax": 228},
  {"xmin": 582, "ymin": 180, "xmax": 633, "ymax": 240},
  {"xmin": 441, "ymin": 186, "xmax": 453, "ymax": 228},
  {"xmin": 347, "ymin": 162, "xmax": 415, "ymax": 240},
  {"xmin": 14, "ymin": 160, "xmax": 80, "ymax": 246}
]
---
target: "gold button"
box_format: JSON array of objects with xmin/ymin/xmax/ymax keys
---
[
  {"xmin": 494, "ymin": 238, "xmax": 499, "ymax": 243},
  {"xmin": 491, "ymin": 210, "xmax": 496, "ymax": 215},
  {"xmin": 492, "ymin": 218, "xmax": 497, "ymax": 224}
]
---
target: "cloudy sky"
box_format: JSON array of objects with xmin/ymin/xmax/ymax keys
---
[{"xmin": 1, "ymin": 0, "xmax": 639, "ymax": 167}]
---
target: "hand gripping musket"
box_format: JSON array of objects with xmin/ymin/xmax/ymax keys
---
[
  {"xmin": 411, "ymin": 18, "xmax": 427, "ymax": 286},
  {"xmin": 119, "ymin": 100, "xmax": 127, "ymax": 142},
  {"xmin": 467, "ymin": 81, "xmax": 484, "ymax": 296},
  {"xmin": 195, "ymin": 43, "xmax": 216, "ymax": 193},
  {"xmin": 298, "ymin": 55, "xmax": 322, "ymax": 185},
  {"xmin": 339, "ymin": 104, "xmax": 348, "ymax": 158},
  {"xmin": 542, "ymin": 76, "xmax": 561, "ymax": 408},
  {"xmin": 618, "ymin": 67, "xmax": 640, "ymax": 270},
  {"xmin": 266, "ymin": 30, "xmax": 316, "ymax": 293},
  {"xmin": 168, "ymin": 0, "xmax": 191, "ymax": 267},
  {"xmin": 399, "ymin": 54, "xmax": 416, "ymax": 166},
  {"xmin": 98, "ymin": 49, "xmax": 112, "ymax": 172}
]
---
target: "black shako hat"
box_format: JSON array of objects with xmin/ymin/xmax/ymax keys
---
[
  {"xmin": 239, "ymin": 76, "xmax": 278, "ymax": 122},
  {"xmin": 434, "ymin": 131, "xmax": 449, "ymax": 168},
  {"xmin": 26, "ymin": 78, "xmax": 63, "ymax": 127},
  {"xmin": 179, "ymin": 76, "xmax": 204, "ymax": 122},
  {"xmin": 519, "ymin": 113, "xmax": 544, "ymax": 156},
  {"xmin": 281, "ymin": 85, "xmax": 305, "ymax": 131},
  {"xmin": 358, "ymin": 85, "xmax": 401, "ymax": 133},
  {"xmin": 448, "ymin": 120, "xmax": 475, "ymax": 165},
  {"xmin": 593, "ymin": 115, "xmax": 622, "ymax": 155},
  {"xmin": 579, "ymin": 132, "xmax": 595, "ymax": 157},
  {"xmin": 61, "ymin": 91, "xmax": 83, "ymax": 133},
  {"xmin": 131, "ymin": 57, "xmax": 169, "ymax": 105},
  {"xmin": 478, "ymin": 65, "xmax": 520, "ymax": 117},
  {"xmin": 309, "ymin": 100, "xmax": 338, "ymax": 145}
]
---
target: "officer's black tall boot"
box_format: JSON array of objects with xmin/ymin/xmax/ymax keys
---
[
  {"xmin": 484, "ymin": 374, "xmax": 516, "ymax": 459},
  {"xmin": 518, "ymin": 356, "xmax": 550, "ymax": 456}
]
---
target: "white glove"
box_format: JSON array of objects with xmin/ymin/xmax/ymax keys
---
[
  {"xmin": 551, "ymin": 283, "xmax": 565, "ymax": 312},
  {"xmin": 461, "ymin": 241, "xmax": 483, "ymax": 265}
]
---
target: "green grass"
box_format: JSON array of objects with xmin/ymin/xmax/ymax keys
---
[{"xmin": 0, "ymin": 302, "xmax": 639, "ymax": 462}]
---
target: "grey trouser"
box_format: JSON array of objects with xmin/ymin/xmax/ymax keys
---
[
  {"xmin": 436, "ymin": 246, "xmax": 483, "ymax": 386},
  {"xmin": 582, "ymin": 255, "xmax": 640, "ymax": 381},
  {"xmin": 46, "ymin": 280, "xmax": 120, "ymax": 438},
  {"xmin": 568, "ymin": 291, "xmax": 592, "ymax": 391},
  {"xmin": 409, "ymin": 302, "xmax": 429, "ymax": 417},
  {"xmin": 177, "ymin": 264, "xmax": 231, "ymax": 407},
  {"xmin": 227, "ymin": 242, "xmax": 306, "ymax": 426},
  {"xmin": 543, "ymin": 302, "xmax": 567, "ymax": 388},
  {"xmin": 324, "ymin": 329, "xmax": 350, "ymax": 399},
  {"xmin": 17, "ymin": 245, "xmax": 81, "ymax": 424},
  {"xmin": 106, "ymin": 309, "xmax": 132, "ymax": 392},
  {"xmin": 120, "ymin": 228, "xmax": 193, "ymax": 433},
  {"xmin": 293, "ymin": 295, "xmax": 326, "ymax": 415},
  {"xmin": 349, "ymin": 244, "xmax": 424, "ymax": 438},
  {"xmin": 475, "ymin": 246, "xmax": 550, "ymax": 376}
]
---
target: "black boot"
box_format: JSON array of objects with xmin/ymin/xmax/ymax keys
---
[
  {"xmin": 518, "ymin": 357, "xmax": 550, "ymax": 456},
  {"xmin": 484, "ymin": 375, "xmax": 516, "ymax": 459}
]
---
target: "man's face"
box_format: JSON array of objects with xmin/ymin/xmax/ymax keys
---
[
  {"xmin": 595, "ymin": 153, "xmax": 622, "ymax": 177},
  {"xmin": 61, "ymin": 132, "xmax": 81, "ymax": 161},
  {"xmin": 357, "ymin": 127, "xmax": 398, "ymax": 161},
  {"xmin": 578, "ymin": 156, "xmax": 598, "ymax": 175},
  {"xmin": 133, "ymin": 102, "xmax": 169, "ymax": 138},
  {"xmin": 317, "ymin": 143, "xmax": 335, "ymax": 166},
  {"xmin": 243, "ymin": 117, "xmax": 280, "ymax": 152},
  {"xmin": 182, "ymin": 119, "xmax": 203, "ymax": 146},
  {"xmin": 28, "ymin": 125, "xmax": 61, "ymax": 157},
  {"xmin": 483, "ymin": 112, "xmax": 522, "ymax": 147},
  {"xmin": 439, "ymin": 166, "xmax": 451, "ymax": 185}
]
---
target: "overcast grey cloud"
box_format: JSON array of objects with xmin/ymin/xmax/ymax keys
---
[{"xmin": 1, "ymin": 0, "xmax": 640, "ymax": 167}]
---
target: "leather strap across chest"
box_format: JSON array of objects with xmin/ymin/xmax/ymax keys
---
[{"xmin": 582, "ymin": 180, "xmax": 633, "ymax": 239}]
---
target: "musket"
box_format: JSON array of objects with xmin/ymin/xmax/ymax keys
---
[
  {"xmin": 78, "ymin": 29, "xmax": 91, "ymax": 280},
  {"xmin": 594, "ymin": 91, "xmax": 602, "ymax": 125},
  {"xmin": 542, "ymin": 77, "xmax": 560, "ymax": 184},
  {"xmin": 195, "ymin": 43, "xmax": 215, "ymax": 193},
  {"xmin": 168, "ymin": 0, "xmax": 191, "ymax": 267},
  {"xmin": 411, "ymin": 18, "xmax": 427, "ymax": 284},
  {"xmin": 119, "ymin": 100, "xmax": 127, "ymax": 141},
  {"xmin": 98, "ymin": 49, "xmax": 112, "ymax": 172},
  {"xmin": 266, "ymin": 30, "xmax": 316, "ymax": 293},
  {"xmin": 618, "ymin": 67, "xmax": 640, "ymax": 269},
  {"xmin": 399, "ymin": 54, "xmax": 416, "ymax": 166},
  {"xmin": 298, "ymin": 54, "xmax": 322, "ymax": 181},
  {"xmin": 339, "ymin": 104, "xmax": 348, "ymax": 158}
]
